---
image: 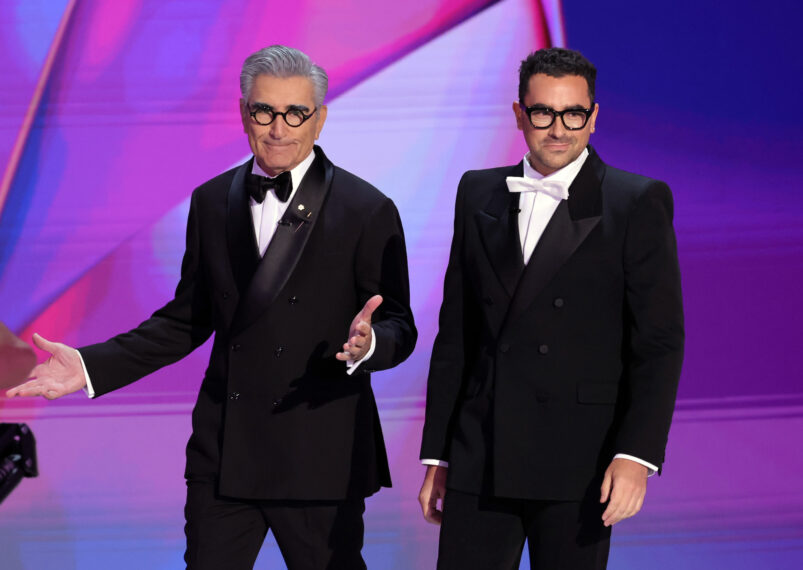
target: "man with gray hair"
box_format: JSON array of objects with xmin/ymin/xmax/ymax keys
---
[{"xmin": 7, "ymin": 45, "xmax": 417, "ymax": 569}]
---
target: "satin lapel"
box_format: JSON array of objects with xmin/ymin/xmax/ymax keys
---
[
  {"xmin": 230, "ymin": 147, "xmax": 334, "ymax": 335},
  {"xmin": 506, "ymin": 147, "xmax": 605, "ymax": 320},
  {"xmin": 474, "ymin": 163, "xmax": 525, "ymax": 297},
  {"xmin": 226, "ymin": 158, "xmax": 260, "ymax": 296}
]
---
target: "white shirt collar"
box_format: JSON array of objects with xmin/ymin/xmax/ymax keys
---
[
  {"xmin": 250, "ymin": 148, "xmax": 316, "ymax": 203},
  {"xmin": 522, "ymin": 147, "xmax": 589, "ymax": 193}
]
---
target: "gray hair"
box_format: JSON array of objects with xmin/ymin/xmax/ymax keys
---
[{"xmin": 240, "ymin": 45, "xmax": 328, "ymax": 106}]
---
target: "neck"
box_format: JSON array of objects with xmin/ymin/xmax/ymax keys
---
[{"xmin": 526, "ymin": 156, "xmax": 557, "ymax": 176}]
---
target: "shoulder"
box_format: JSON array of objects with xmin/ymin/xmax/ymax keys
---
[
  {"xmin": 330, "ymin": 165, "xmax": 398, "ymax": 216},
  {"xmin": 459, "ymin": 164, "xmax": 517, "ymax": 187},
  {"xmin": 587, "ymin": 146, "xmax": 670, "ymax": 199},
  {"xmin": 599, "ymin": 160, "xmax": 673, "ymax": 206},
  {"xmin": 190, "ymin": 163, "xmax": 241, "ymax": 205},
  {"xmin": 331, "ymin": 165, "xmax": 384, "ymax": 197},
  {"xmin": 198, "ymin": 163, "xmax": 241, "ymax": 191},
  {"xmin": 598, "ymin": 162, "xmax": 674, "ymax": 222},
  {"xmin": 604, "ymin": 164, "xmax": 667, "ymax": 193},
  {"xmin": 457, "ymin": 164, "xmax": 519, "ymax": 202}
]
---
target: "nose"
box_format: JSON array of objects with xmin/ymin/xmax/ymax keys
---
[
  {"xmin": 547, "ymin": 117, "xmax": 566, "ymax": 138},
  {"xmin": 269, "ymin": 118, "xmax": 287, "ymax": 139}
]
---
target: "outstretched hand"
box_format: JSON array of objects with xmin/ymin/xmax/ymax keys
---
[
  {"xmin": 5, "ymin": 333, "xmax": 87, "ymax": 399},
  {"xmin": 335, "ymin": 295, "xmax": 382, "ymax": 362}
]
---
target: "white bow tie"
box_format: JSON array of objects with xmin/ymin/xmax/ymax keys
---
[{"xmin": 506, "ymin": 176, "xmax": 569, "ymax": 201}]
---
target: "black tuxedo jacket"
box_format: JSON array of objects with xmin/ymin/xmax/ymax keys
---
[
  {"xmin": 420, "ymin": 146, "xmax": 683, "ymax": 501},
  {"xmin": 81, "ymin": 146, "xmax": 417, "ymax": 500}
]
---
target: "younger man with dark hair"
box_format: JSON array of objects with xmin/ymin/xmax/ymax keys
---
[{"xmin": 419, "ymin": 47, "xmax": 684, "ymax": 569}]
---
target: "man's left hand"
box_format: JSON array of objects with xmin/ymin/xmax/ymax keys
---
[
  {"xmin": 335, "ymin": 295, "xmax": 382, "ymax": 362},
  {"xmin": 600, "ymin": 457, "xmax": 648, "ymax": 527}
]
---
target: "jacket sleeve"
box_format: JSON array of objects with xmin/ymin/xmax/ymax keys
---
[
  {"xmin": 615, "ymin": 181, "xmax": 685, "ymax": 470},
  {"xmin": 419, "ymin": 174, "xmax": 476, "ymax": 461},
  {"xmin": 79, "ymin": 188, "xmax": 214, "ymax": 396},
  {"xmin": 353, "ymin": 196, "xmax": 417, "ymax": 372}
]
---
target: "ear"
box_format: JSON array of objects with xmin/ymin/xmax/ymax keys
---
[
  {"xmin": 239, "ymin": 98, "xmax": 249, "ymax": 133},
  {"xmin": 512, "ymin": 101, "xmax": 525, "ymax": 131},
  {"xmin": 314, "ymin": 105, "xmax": 328, "ymax": 140},
  {"xmin": 589, "ymin": 102, "xmax": 600, "ymax": 133}
]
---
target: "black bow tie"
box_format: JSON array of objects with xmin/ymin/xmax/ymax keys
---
[{"xmin": 249, "ymin": 170, "xmax": 293, "ymax": 203}]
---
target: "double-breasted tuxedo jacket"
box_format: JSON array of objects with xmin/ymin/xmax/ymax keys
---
[
  {"xmin": 81, "ymin": 146, "xmax": 417, "ymax": 501},
  {"xmin": 421, "ymin": 146, "xmax": 684, "ymax": 501}
]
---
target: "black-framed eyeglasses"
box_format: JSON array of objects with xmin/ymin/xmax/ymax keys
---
[
  {"xmin": 520, "ymin": 102, "xmax": 596, "ymax": 130},
  {"xmin": 248, "ymin": 103, "xmax": 317, "ymax": 127}
]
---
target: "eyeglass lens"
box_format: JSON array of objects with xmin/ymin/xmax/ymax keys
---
[
  {"xmin": 529, "ymin": 108, "xmax": 589, "ymax": 130},
  {"xmin": 251, "ymin": 107, "xmax": 309, "ymax": 127}
]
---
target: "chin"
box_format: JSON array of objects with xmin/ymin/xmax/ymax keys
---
[
  {"xmin": 545, "ymin": 152, "xmax": 574, "ymax": 167},
  {"xmin": 258, "ymin": 156, "xmax": 289, "ymax": 171}
]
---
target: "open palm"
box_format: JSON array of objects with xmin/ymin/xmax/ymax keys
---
[
  {"xmin": 335, "ymin": 295, "xmax": 383, "ymax": 362},
  {"xmin": 5, "ymin": 333, "xmax": 86, "ymax": 399}
]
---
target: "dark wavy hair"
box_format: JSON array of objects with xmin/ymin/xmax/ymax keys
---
[{"xmin": 518, "ymin": 48, "xmax": 596, "ymax": 104}]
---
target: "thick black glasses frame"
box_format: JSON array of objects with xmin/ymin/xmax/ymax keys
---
[
  {"xmin": 248, "ymin": 104, "xmax": 317, "ymax": 127},
  {"xmin": 521, "ymin": 102, "xmax": 596, "ymax": 130}
]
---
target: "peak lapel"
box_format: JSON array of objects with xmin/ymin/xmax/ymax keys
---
[
  {"xmin": 230, "ymin": 147, "xmax": 334, "ymax": 335},
  {"xmin": 475, "ymin": 163, "xmax": 525, "ymax": 298},
  {"xmin": 506, "ymin": 147, "xmax": 605, "ymax": 320}
]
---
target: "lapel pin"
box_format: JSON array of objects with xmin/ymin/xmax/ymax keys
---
[
  {"xmin": 297, "ymin": 204, "xmax": 313, "ymax": 219},
  {"xmin": 293, "ymin": 204, "xmax": 312, "ymax": 232}
]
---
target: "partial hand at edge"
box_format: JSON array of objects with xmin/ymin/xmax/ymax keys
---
[
  {"xmin": 418, "ymin": 464, "xmax": 448, "ymax": 525},
  {"xmin": 335, "ymin": 294, "xmax": 382, "ymax": 362},
  {"xmin": 600, "ymin": 457, "xmax": 648, "ymax": 527},
  {"xmin": 5, "ymin": 333, "xmax": 87, "ymax": 399},
  {"xmin": 0, "ymin": 321, "xmax": 36, "ymax": 390}
]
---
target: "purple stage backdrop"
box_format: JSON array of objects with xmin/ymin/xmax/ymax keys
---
[{"xmin": 1, "ymin": 0, "xmax": 802, "ymax": 568}]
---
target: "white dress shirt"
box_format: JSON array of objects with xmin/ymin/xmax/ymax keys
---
[
  {"xmin": 517, "ymin": 148, "xmax": 587, "ymax": 264},
  {"xmin": 250, "ymin": 150, "xmax": 312, "ymax": 256}
]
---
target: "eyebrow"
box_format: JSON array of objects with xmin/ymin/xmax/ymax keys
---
[
  {"xmin": 528, "ymin": 103, "xmax": 590, "ymax": 111},
  {"xmin": 250, "ymin": 102, "xmax": 312, "ymax": 113}
]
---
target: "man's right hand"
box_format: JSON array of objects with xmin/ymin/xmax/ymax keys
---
[
  {"xmin": 5, "ymin": 333, "xmax": 87, "ymax": 399},
  {"xmin": 419, "ymin": 465, "xmax": 448, "ymax": 525}
]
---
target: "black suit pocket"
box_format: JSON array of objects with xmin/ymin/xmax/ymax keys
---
[{"xmin": 577, "ymin": 382, "xmax": 619, "ymax": 404}]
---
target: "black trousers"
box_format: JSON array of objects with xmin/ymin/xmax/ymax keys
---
[
  {"xmin": 437, "ymin": 489, "xmax": 611, "ymax": 570},
  {"xmin": 183, "ymin": 480, "xmax": 367, "ymax": 570}
]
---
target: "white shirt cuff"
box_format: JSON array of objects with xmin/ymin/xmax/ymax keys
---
[
  {"xmin": 345, "ymin": 327, "xmax": 376, "ymax": 375},
  {"xmin": 76, "ymin": 350, "xmax": 95, "ymax": 398},
  {"xmin": 614, "ymin": 453, "xmax": 658, "ymax": 476},
  {"xmin": 421, "ymin": 459, "xmax": 449, "ymax": 467}
]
